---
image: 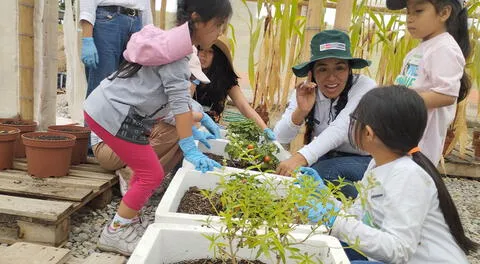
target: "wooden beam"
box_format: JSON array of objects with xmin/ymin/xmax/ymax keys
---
[
  {"xmin": 18, "ymin": 0, "xmax": 34, "ymax": 121},
  {"xmin": 334, "ymin": 0, "xmax": 354, "ymax": 32},
  {"xmin": 159, "ymin": 0, "xmax": 167, "ymax": 29}
]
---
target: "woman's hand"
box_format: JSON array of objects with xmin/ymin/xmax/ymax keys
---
[
  {"xmin": 276, "ymin": 153, "xmax": 308, "ymax": 176},
  {"xmin": 295, "ymin": 72, "xmax": 317, "ymax": 115}
]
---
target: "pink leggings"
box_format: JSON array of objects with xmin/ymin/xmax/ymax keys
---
[{"xmin": 85, "ymin": 112, "xmax": 164, "ymax": 211}]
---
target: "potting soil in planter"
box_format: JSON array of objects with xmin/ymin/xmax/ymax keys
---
[
  {"xmin": 173, "ymin": 259, "xmax": 265, "ymax": 264},
  {"xmin": 205, "ymin": 153, "xmax": 277, "ymax": 171},
  {"xmin": 177, "ymin": 186, "xmax": 223, "ymax": 215},
  {"xmin": 33, "ymin": 135, "xmax": 71, "ymax": 140}
]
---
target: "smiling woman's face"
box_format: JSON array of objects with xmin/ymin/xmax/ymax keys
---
[{"xmin": 313, "ymin": 58, "xmax": 350, "ymax": 99}]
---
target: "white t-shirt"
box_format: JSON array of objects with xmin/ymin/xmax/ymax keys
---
[
  {"xmin": 331, "ymin": 157, "xmax": 469, "ymax": 264},
  {"xmin": 395, "ymin": 32, "xmax": 464, "ymax": 165},
  {"xmin": 274, "ymin": 75, "xmax": 376, "ymax": 165}
]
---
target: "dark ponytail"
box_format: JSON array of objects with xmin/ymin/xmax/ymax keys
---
[
  {"xmin": 304, "ymin": 67, "xmax": 358, "ymax": 144},
  {"xmin": 109, "ymin": 0, "xmax": 233, "ymax": 80},
  {"xmin": 429, "ymin": 0, "xmax": 471, "ymax": 102},
  {"xmin": 350, "ymin": 85, "xmax": 478, "ymax": 254},
  {"xmin": 411, "ymin": 151, "xmax": 478, "ymax": 253}
]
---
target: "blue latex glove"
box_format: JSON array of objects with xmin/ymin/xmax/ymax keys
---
[
  {"xmin": 179, "ymin": 136, "xmax": 222, "ymax": 173},
  {"xmin": 297, "ymin": 167, "xmax": 327, "ymax": 191},
  {"xmin": 303, "ymin": 201, "xmax": 339, "ymax": 227},
  {"xmin": 192, "ymin": 126, "xmax": 215, "ymax": 149},
  {"xmin": 81, "ymin": 37, "xmax": 99, "ymax": 69},
  {"xmin": 200, "ymin": 114, "xmax": 221, "ymax": 139},
  {"xmin": 263, "ymin": 128, "xmax": 276, "ymax": 140}
]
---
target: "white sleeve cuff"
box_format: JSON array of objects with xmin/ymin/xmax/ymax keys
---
[
  {"xmin": 79, "ymin": 12, "xmax": 95, "ymax": 26},
  {"xmin": 298, "ymin": 147, "xmax": 316, "ymax": 166}
]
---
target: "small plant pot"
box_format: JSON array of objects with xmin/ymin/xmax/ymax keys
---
[
  {"xmin": 473, "ymin": 129, "xmax": 480, "ymax": 145},
  {"xmin": 442, "ymin": 129, "xmax": 455, "ymax": 155},
  {"xmin": 0, "ymin": 118, "xmax": 38, "ymax": 158},
  {"xmin": 47, "ymin": 125, "xmax": 91, "ymax": 165},
  {"xmin": 22, "ymin": 132, "xmax": 76, "ymax": 178},
  {"xmin": 0, "ymin": 126, "xmax": 21, "ymax": 170}
]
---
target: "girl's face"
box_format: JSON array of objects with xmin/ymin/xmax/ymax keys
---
[
  {"xmin": 313, "ymin": 58, "xmax": 350, "ymax": 99},
  {"xmin": 406, "ymin": 0, "xmax": 451, "ymax": 41},
  {"xmin": 198, "ymin": 47, "xmax": 214, "ymax": 70},
  {"xmin": 193, "ymin": 17, "xmax": 226, "ymax": 50}
]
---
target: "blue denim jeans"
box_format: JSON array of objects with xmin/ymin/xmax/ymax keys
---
[
  {"xmin": 85, "ymin": 7, "xmax": 142, "ymax": 98},
  {"xmin": 341, "ymin": 242, "xmax": 384, "ymax": 263},
  {"xmin": 311, "ymin": 152, "xmax": 371, "ymax": 198}
]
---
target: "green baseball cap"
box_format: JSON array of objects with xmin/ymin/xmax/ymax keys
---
[{"xmin": 292, "ymin": 30, "xmax": 371, "ymax": 77}]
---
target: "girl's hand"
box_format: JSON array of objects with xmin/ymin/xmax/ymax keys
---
[
  {"xmin": 296, "ymin": 72, "xmax": 317, "ymax": 115},
  {"xmin": 276, "ymin": 153, "xmax": 308, "ymax": 176}
]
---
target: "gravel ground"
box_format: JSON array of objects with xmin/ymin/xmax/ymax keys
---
[{"xmin": 55, "ymin": 93, "xmax": 479, "ymax": 262}]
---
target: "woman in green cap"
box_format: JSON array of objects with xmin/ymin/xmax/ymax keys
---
[{"xmin": 274, "ymin": 29, "xmax": 377, "ymax": 198}]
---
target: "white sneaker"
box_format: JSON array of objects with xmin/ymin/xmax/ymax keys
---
[
  {"xmin": 115, "ymin": 167, "xmax": 132, "ymax": 196},
  {"xmin": 97, "ymin": 221, "xmax": 144, "ymax": 256}
]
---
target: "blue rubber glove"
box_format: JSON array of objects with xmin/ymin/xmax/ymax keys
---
[
  {"xmin": 179, "ymin": 136, "xmax": 221, "ymax": 173},
  {"xmin": 303, "ymin": 201, "xmax": 339, "ymax": 227},
  {"xmin": 263, "ymin": 128, "xmax": 276, "ymax": 140},
  {"xmin": 200, "ymin": 114, "xmax": 221, "ymax": 139},
  {"xmin": 192, "ymin": 126, "xmax": 215, "ymax": 149},
  {"xmin": 297, "ymin": 167, "xmax": 327, "ymax": 191},
  {"xmin": 81, "ymin": 37, "xmax": 99, "ymax": 69}
]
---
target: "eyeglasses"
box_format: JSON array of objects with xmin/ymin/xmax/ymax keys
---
[{"xmin": 348, "ymin": 114, "xmax": 360, "ymax": 150}]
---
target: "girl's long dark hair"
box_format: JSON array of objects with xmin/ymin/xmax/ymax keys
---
[
  {"xmin": 108, "ymin": 0, "xmax": 233, "ymax": 80},
  {"xmin": 195, "ymin": 44, "xmax": 239, "ymax": 116},
  {"xmin": 350, "ymin": 85, "xmax": 478, "ymax": 254},
  {"xmin": 304, "ymin": 66, "xmax": 358, "ymax": 144},
  {"xmin": 428, "ymin": 0, "xmax": 471, "ymax": 102}
]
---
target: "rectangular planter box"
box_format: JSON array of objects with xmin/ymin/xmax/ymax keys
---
[
  {"xmin": 155, "ymin": 167, "xmax": 328, "ymax": 234},
  {"xmin": 128, "ymin": 223, "xmax": 349, "ymax": 264}
]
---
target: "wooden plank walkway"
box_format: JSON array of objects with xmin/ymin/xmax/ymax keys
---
[
  {"xmin": 0, "ymin": 158, "xmax": 117, "ymax": 246},
  {"xmin": 441, "ymin": 146, "xmax": 480, "ymax": 180},
  {"xmin": 0, "ymin": 242, "xmax": 126, "ymax": 264}
]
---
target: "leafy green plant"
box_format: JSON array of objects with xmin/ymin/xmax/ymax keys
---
[
  {"xmin": 225, "ymin": 119, "xmax": 280, "ymax": 171},
  {"xmin": 201, "ymin": 170, "xmax": 358, "ymax": 264}
]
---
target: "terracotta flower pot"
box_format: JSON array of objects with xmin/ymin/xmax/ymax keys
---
[
  {"xmin": 47, "ymin": 125, "xmax": 91, "ymax": 165},
  {"xmin": 473, "ymin": 130, "xmax": 480, "ymax": 145},
  {"xmin": 0, "ymin": 118, "xmax": 38, "ymax": 158},
  {"xmin": 22, "ymin": 132, "xmax": 76, "ymax": 178},
  {"xmin": 0, "ymin": 126, "xmax": 20, "ymax": 170},
  {"xmin": 443, "ymin": 129, "xmax": 455, "ymax": 155}
]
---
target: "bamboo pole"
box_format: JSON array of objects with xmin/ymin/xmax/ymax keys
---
[
  {"xmin": 150, "ymin": 0, "xmax": 158, "ymax": 26},
  {"xmin": 334, "ymin": 0, "xmax": 354, "ymax": 32},
  {"xmin": 289, "ymin": 0, "xmax": 324, "ymax": 153},
  {"xmin": 18, "ymin": 0, "xmax": 34, "ymax": 121},
  {"xmin": 159, "ymin": 0, "xmax": 167, "ymax": 29}
]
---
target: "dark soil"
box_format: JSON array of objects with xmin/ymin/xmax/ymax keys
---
[
  {"xmin": 1, "ymin": 120, "xmax": 30, "ymax": 125},
  {"xmin": 177, "ymin": 186, "xmax": 223, "ymax": 215},
  {"xmin": 174, "ymin": 259, "xmax": 265, "ymax": 264},
  {"xmin": 52, "ymin": 128, "xmax": 83, "ymax": 132},
  {"xmin": 205, "ymin": 153, "xmax": 276, "ymax": 171},
  {"xmin": 28, "ymin": 135, "xmax": 71, "ymax": 141}
]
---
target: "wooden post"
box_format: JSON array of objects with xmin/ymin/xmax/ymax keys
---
[
  {"xmin": 334, "ymin": 0, "xmax": 354, "ymax": 32},
  {"xmin": 159, "ymin": 0, "xmax": 167, "ymax": 29},
  {"xmin": 18, "ymin": 0, "xmax": 34, "ymax": 121},
  {"xmin": 289, "ymin": 0, "xmax": 324, "ymax": 153},
  {"xmin": 34, "ymin": 0, "xmax": 58, "ymax": 130}
]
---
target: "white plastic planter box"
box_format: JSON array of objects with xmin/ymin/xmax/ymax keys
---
[
  {"xmin": 155, "ymin": 167, "xmax": 328, "ymax": 234},
  {"xmin": 128, "ymin": 223, "xmax": 350, "ymax": 264}
]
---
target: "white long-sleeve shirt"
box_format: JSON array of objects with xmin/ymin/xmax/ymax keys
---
[
  {"xmin": 274, "ymin": 75, "xmax": 376, "ymax": 165},
  {"xmin": 80, "ymin": 0, "xmax": 153, "ymax": 26},
  {"xmin": 331, "ymin": 157, "xmax": 469, "ymax": 264}
]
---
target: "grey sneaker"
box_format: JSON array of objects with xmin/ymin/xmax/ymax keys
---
[{"xmin": 97, "ymin": 221, "xmax": 145, "ymax": 256}]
